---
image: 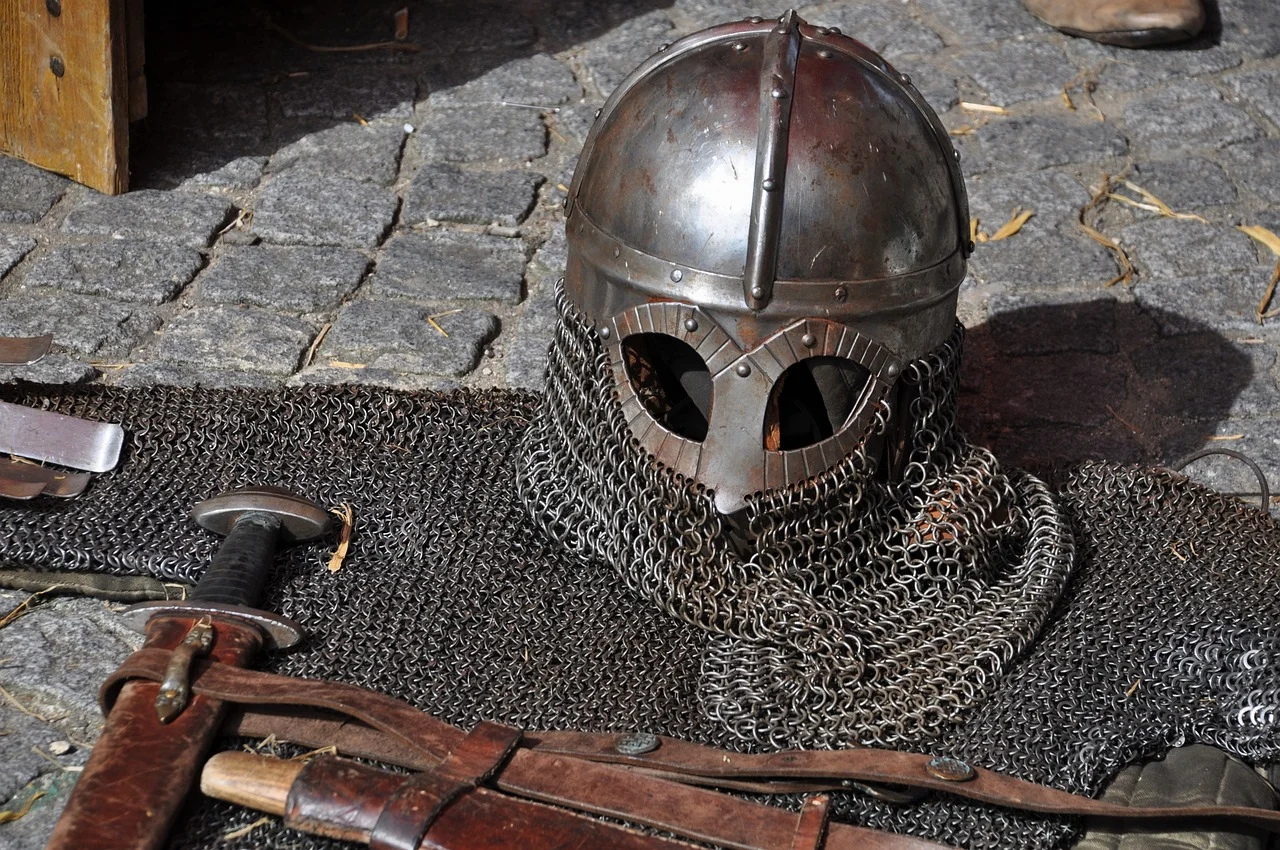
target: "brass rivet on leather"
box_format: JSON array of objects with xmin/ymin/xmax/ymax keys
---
[{"xmin": 926, "ymin": 756, "xmax": 975, "ymax": 782}]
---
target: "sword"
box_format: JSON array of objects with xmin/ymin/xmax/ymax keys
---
[{"xmin": 46, "ymin": 485, "xmax": 331, "ymax": 850}]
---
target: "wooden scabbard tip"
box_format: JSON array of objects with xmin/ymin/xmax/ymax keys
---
[{"xmin": 201, "ymin": 751, "xmax": 303, "ymax": 817}]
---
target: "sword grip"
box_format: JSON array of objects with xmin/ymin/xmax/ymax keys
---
[{"xmin": 191, "ymin": 511, "xmax": 283, "ymax": 607}]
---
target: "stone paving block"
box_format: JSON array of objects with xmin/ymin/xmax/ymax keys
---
[
  {"xmin": 268, "ymin": 122, "xmax": 406, "ymax": 187},
  {"xmin": 577, "ymin": 12, "xmax": 677, "ymax": 97},
  {"xmin": 403, "ymin": 165, "xmax": 543, "ymax": 227},
  {"xmin": 407, "ymin": 3, "xmax": 536, "ymax": 55},
  {"xmin": 1063, "ymin": 39, "xmax": 1242, "ymax": 92},
  {"xmin": 797, "ymin": 3, "xmax": 943, "ymax": 58},
  {"xmin": 1128, "ymin": 158, "xmax": 1237, "ymax": 209},
  {"xmin": 0, "ymin": 232, "xmax": 36, "ymax": 279},
  {"xmin": 672, "ymin": 0, "xmax": 773, "ymax": 30},
  {"xmin": 1123, "ymin": 82, "xmax": 1261, "ymax": 154},
  {"xmin": 288, "ymin": 364, "xmax": 459, "ymax": 392},
  {"xmin": 1131, "ymin": 334, "xmax": 1277, "ymax": 420},
  {"xmin": 527, "ymin": 228, "xmax": 569, "ymax": 290},
  {"xmin": 1170, "ymin": 426, "xmax": 1280, "ymax": 496},
  {"xmin": 427, "ymin": 54, "xmax": 581, "ymax": 109},
  {"xmin": 155, "ymin": 306, "xmax": 316, "ymax": 374},
  {"xmin": 987, "ymin": 292, "xmax": 1118, "ymax": 355},
  {"xmin": 967, "ymin": 230, "xmax": 1118, "ymax": 288},
  {"xmin": 147, "ymin": 82, "xmax": 269, "ymax": 150},
  {"xmin": 252, "ymin": 173, "xmax": 398, "ymax": 248},
  {"xmin": 893, "ymin": 59, "xmax": 960, "ymax": 113},
  {"xmin": 1218, "ymin": 0, "xmax": 1280, "ymax": 59},
  {"xmin": 320, "ymin": 299, "xmax": 498, "ymax": 377},
  {"xmin": 955, "ymin": 40, "xmax": 1076, "ymax": 107},
  {"xmin": 0, "ymin": 156, "xmax": 67, "ymax": 223},
  {"xmin": 551, "ymin": 104, "xmax": 601, "ymax": 148},
  {"xmin": 61, "ymin": 189, "xmax": 234, "ymax": 249},
  {"xmin": 22, "ymin": 241, "xmax": 203, "ymax": 304},
  {"xmin": 179, "ymin": 156, "xmax": 267, "ymax": 191},
  {"xmin": 1134, "ymin": 272, "xmax": 1270, "ymax": 336},
  {"xmin": 417, "ymin": 106, "xmax": 547, "ymax": 164},
  {"xmin": 504, "ymin": 324, "xmax": 555, "ymax": 390},
  {"xmin": 0, "ymin": 354, "xmax": 97, "ymax": 385},
  {"xmin": 199, "ymin": 245, "xmax": 369, "ymax": 312},
  {"xmin": 113, "ymin": 362, "xmax": 284, "ymax": 389},
  {"xmin": 985, "ymin": 424, "xmax": 1144, "ymax": 470},
  {"xmin": 1220, "ymin": 139, "xmax": 1280, "ymax": 205},
  {"xmin": 371, "ymin": 230, "xmax": 525, "ymax": 303},
  {"xmin": 967, "ymin": 170, "xmax": 1089, "ymax": 232},
  {"xmin": 977, "ymin": 115, "xmax": 1127, "ymax": 171},
  {"xmin": 983, "ymin": 351, "xmax": 1127, "ymax": 427},
  {"xmin": 914, "ymin": 0, "xmax": 1045, "ymax": 44},
  {"xmin": 1119, "ymin": 219, "xmax": 1259, "ymax": 279},
  {"xmin": 1225, "ymin": 69, "xmax": 1280, "ymax": 131},
  {"xmin": 0, "ymin": 295, "xmax": 159, "ymax": 358},
  {"xmin": 275, "ymin": 71, "xmax": 415, "ymax": 121}
]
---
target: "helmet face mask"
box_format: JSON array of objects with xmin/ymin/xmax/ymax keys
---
[{"xmin": 558, "ymin": 10, "xmax": 971, "ymax": 514}]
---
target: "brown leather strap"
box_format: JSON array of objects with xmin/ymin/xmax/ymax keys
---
[
  {"xmin": 106, "ymin": 647, "xmax": 1280, "ymax": 836},
  {"xmin": 790, "ymin": 795, "xmax": 831, "ymax": 850},
  {"xmin": 369, "ymin": 721, "xmax": 521, "ymax": 850}
]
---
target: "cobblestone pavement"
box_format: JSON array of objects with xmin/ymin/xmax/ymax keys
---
[{"xmin": 2, "ymin": 0, "xmax": 1279, "ymax": 843}]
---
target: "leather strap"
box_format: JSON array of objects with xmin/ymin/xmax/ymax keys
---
[
  {"xmin": 104, "ymin": 647, "xmax": 1280, "ymax": 837},
  {"xmin": 369, "ymin": 721, "xmax": 521, "ymax": 850},
  {"xmin": 790, "ymin": 795, "xmax": 831, "ymax": 850}
]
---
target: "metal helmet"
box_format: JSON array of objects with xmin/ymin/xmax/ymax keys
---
[{"xmin": 562, "ymin": 10, "xmax": 970, "ymax": 514}]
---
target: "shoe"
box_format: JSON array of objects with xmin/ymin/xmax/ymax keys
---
[{"xmin": 1021, "ymin": 0, "xmax": 1205, "ymax": 46}]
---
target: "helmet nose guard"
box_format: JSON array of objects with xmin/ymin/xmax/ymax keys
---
[{"xmin": 563, "ymin": 10, "xmax": 970, "ymax": 514}]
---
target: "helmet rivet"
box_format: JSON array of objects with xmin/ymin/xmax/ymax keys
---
[
  {"xmin": 684, "ymin": 318, "xmax": 698, "ymax": 332},
  {"xmin": 801, "ymin": 333, "xmax": 817, "ymax": 348},
  {"xmin": 659, "ymin": 42, "xmax": 670, "ymax": 51},
  {"xmin": 613, "ymin": 246, "xmax": 621, "ymax": 258},
  {"xmin": 670, "ymin": 269, "xmax": 684, "ymax": 282},
  {"xmin": 761, "ymin": 177, "xmax": 777, "ymax": 191},
  {"xmin": 599, "ymin": 326, "xmax": 612, "ymax": 340},
  {"xmin": 735, "ymin": 363, "xmax": 752, "ymax": 377},
  {"xmin": 747, "ymin": 16, "xmax": 763, "ymax": 23},
  {"xmin": 926, "ymin": 756, "xmax": 975, "ymax": 782},
  {"xmin": 968, "ymin": 240, "xmax": 977, "ymax": 252},
  {"xmin": 595, "ymin": 109, "xmax": 602, "ymax": 119},
  {"xmin": 953, "ymin": 149, "xmax": 962, "ymax": 162},
  {"xmin": 899, "ymin": 73, "xmax": 912, "ymax": 85},
  {"xmin": 823, "ymin": 26, "xmax": 841, "ymax": 35},
  {"xmin": 833, "ymin": 285, "xmax": 848, "ymax": 303},
  {"xmin": 750, "ymin": 285, "xmax": 766, "ymax": 299},
  {"xmin": 771, "ymin": 87, "xmax": 787, "ymax": 99},
  {"xmin": 732, "ymin": 41, "xmax": 747, "ymax": 51},
  {"xmin": 817, "ymin": 49, "xmax": 833, "ymax": 59},
  {"xmin": 886, "ymin": 362, "xmax": 901, "ymax": 378}
]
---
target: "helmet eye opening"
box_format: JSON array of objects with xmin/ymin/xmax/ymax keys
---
[
  {"xmin": 621, "ymin": 333, "xmax": 713, "ymax": 442},
  {"xmin": 765, "ymin": 356, "xmax": 871, "ymax": 452}
]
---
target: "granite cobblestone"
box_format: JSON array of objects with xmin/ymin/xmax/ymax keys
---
[{"xmin": 5, "ymin": 0, "xmax": 1280, "ymax": 841}]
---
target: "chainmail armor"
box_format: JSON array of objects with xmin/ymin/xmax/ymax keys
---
[
  {"xmin": 518, "ymin": 286, "xmax": 1076, "ymax": 750},
  {"xmin": 0, "ymin": 362, "xmax": 1275, "ymax": 849}
]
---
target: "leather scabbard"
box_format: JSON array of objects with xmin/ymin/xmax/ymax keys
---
[
  {"xmin": 46, "ymin": 619, "xmax": 262, "ymax": 850},
  {"xmin": 106, "ymin": 647, "xmax": 1280, "ymax": 849}
]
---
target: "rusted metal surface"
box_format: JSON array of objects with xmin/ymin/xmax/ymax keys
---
[{"xmin": 562, "ymin": 12, "xmax": 969, "ymax": 513}]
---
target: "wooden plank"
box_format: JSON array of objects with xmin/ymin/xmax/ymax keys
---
[{"xmin": 0, "ymin": 0, "xmax": 130, "ymax": 194}]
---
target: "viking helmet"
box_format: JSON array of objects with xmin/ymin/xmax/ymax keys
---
[{"xmin": 562, "ymin": 10, "xmax": 971, "ymax": 514}]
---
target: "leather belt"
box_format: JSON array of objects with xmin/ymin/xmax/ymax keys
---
[{"xmin": 104, "ymin": 647, "xmax": 1280, "ymax": 849}]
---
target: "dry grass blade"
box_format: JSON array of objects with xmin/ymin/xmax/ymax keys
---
[
  {"xmin": 1077, "ymin": 172, "xmax": 1135, "ymax": 287},
  {"xmin": 959, "ymin": 101, "xmax": 1009, "ymax": 115},
  {"xmin": 0, "ymin": 586, "xmax": 68, "ymax": 630},
  {"xmin": 1208, "ymin": 434, "xmax": 1244, "ymax": 441},
  {"xmin": 290, "ymin": 745, "xmax": 338, "ymax": 761},
  {"xmin": 303, "ymin": 322, "xmax": 332, "ymax": 369},
  {"xmin": 224, "ymin": 817, "xmax": 273, "ymax": 841},
  {"xmin": 1060, "ymin": 67, "xmax": 1104, "ymax": 121},
  {"xmin": 327, "ymin": 504, "xmax": 354, "ymax": 573},
  {"xmin": 1112, "ymin": 181, "xmax": 1208, "ymax": 223},
  {"xmin": 0, "ymin": 790, "xmax": 44, "ymax": 824},
  {"xmin": 1124, "ymin": 678, "xmax": 1142, "ymax": 698},
  {"xmin": 1256, "ymin": 260, "xmax": 1280, "ymax": 322},
  {"xmin": 1239, "ymin": 225, "xmax": 1280, "ymax": 258},
  {"xmin": 426, "ymin": 308, "xmax": 462, "ymax": 338},
  {"xmin": 393, "ymin": 6, "xmax": 409, "ymax": 40},
  {"xmin": 326, "ymin": 360, "xmax": 366, "ymax": 369},
  {"xmin": 949, "ymin": 125, "xmax": 977, "ymax": 136},
  {"xmin": 989, "ymin": 208, "xmax": 1034, "ymax": 242},
  {"xmin": 969, "ymin": 217, "xmax": 980, "ymax": 243},
  {"xmin": 263, "ymin": 18, "xmax": 420, "ymax": 53}
]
